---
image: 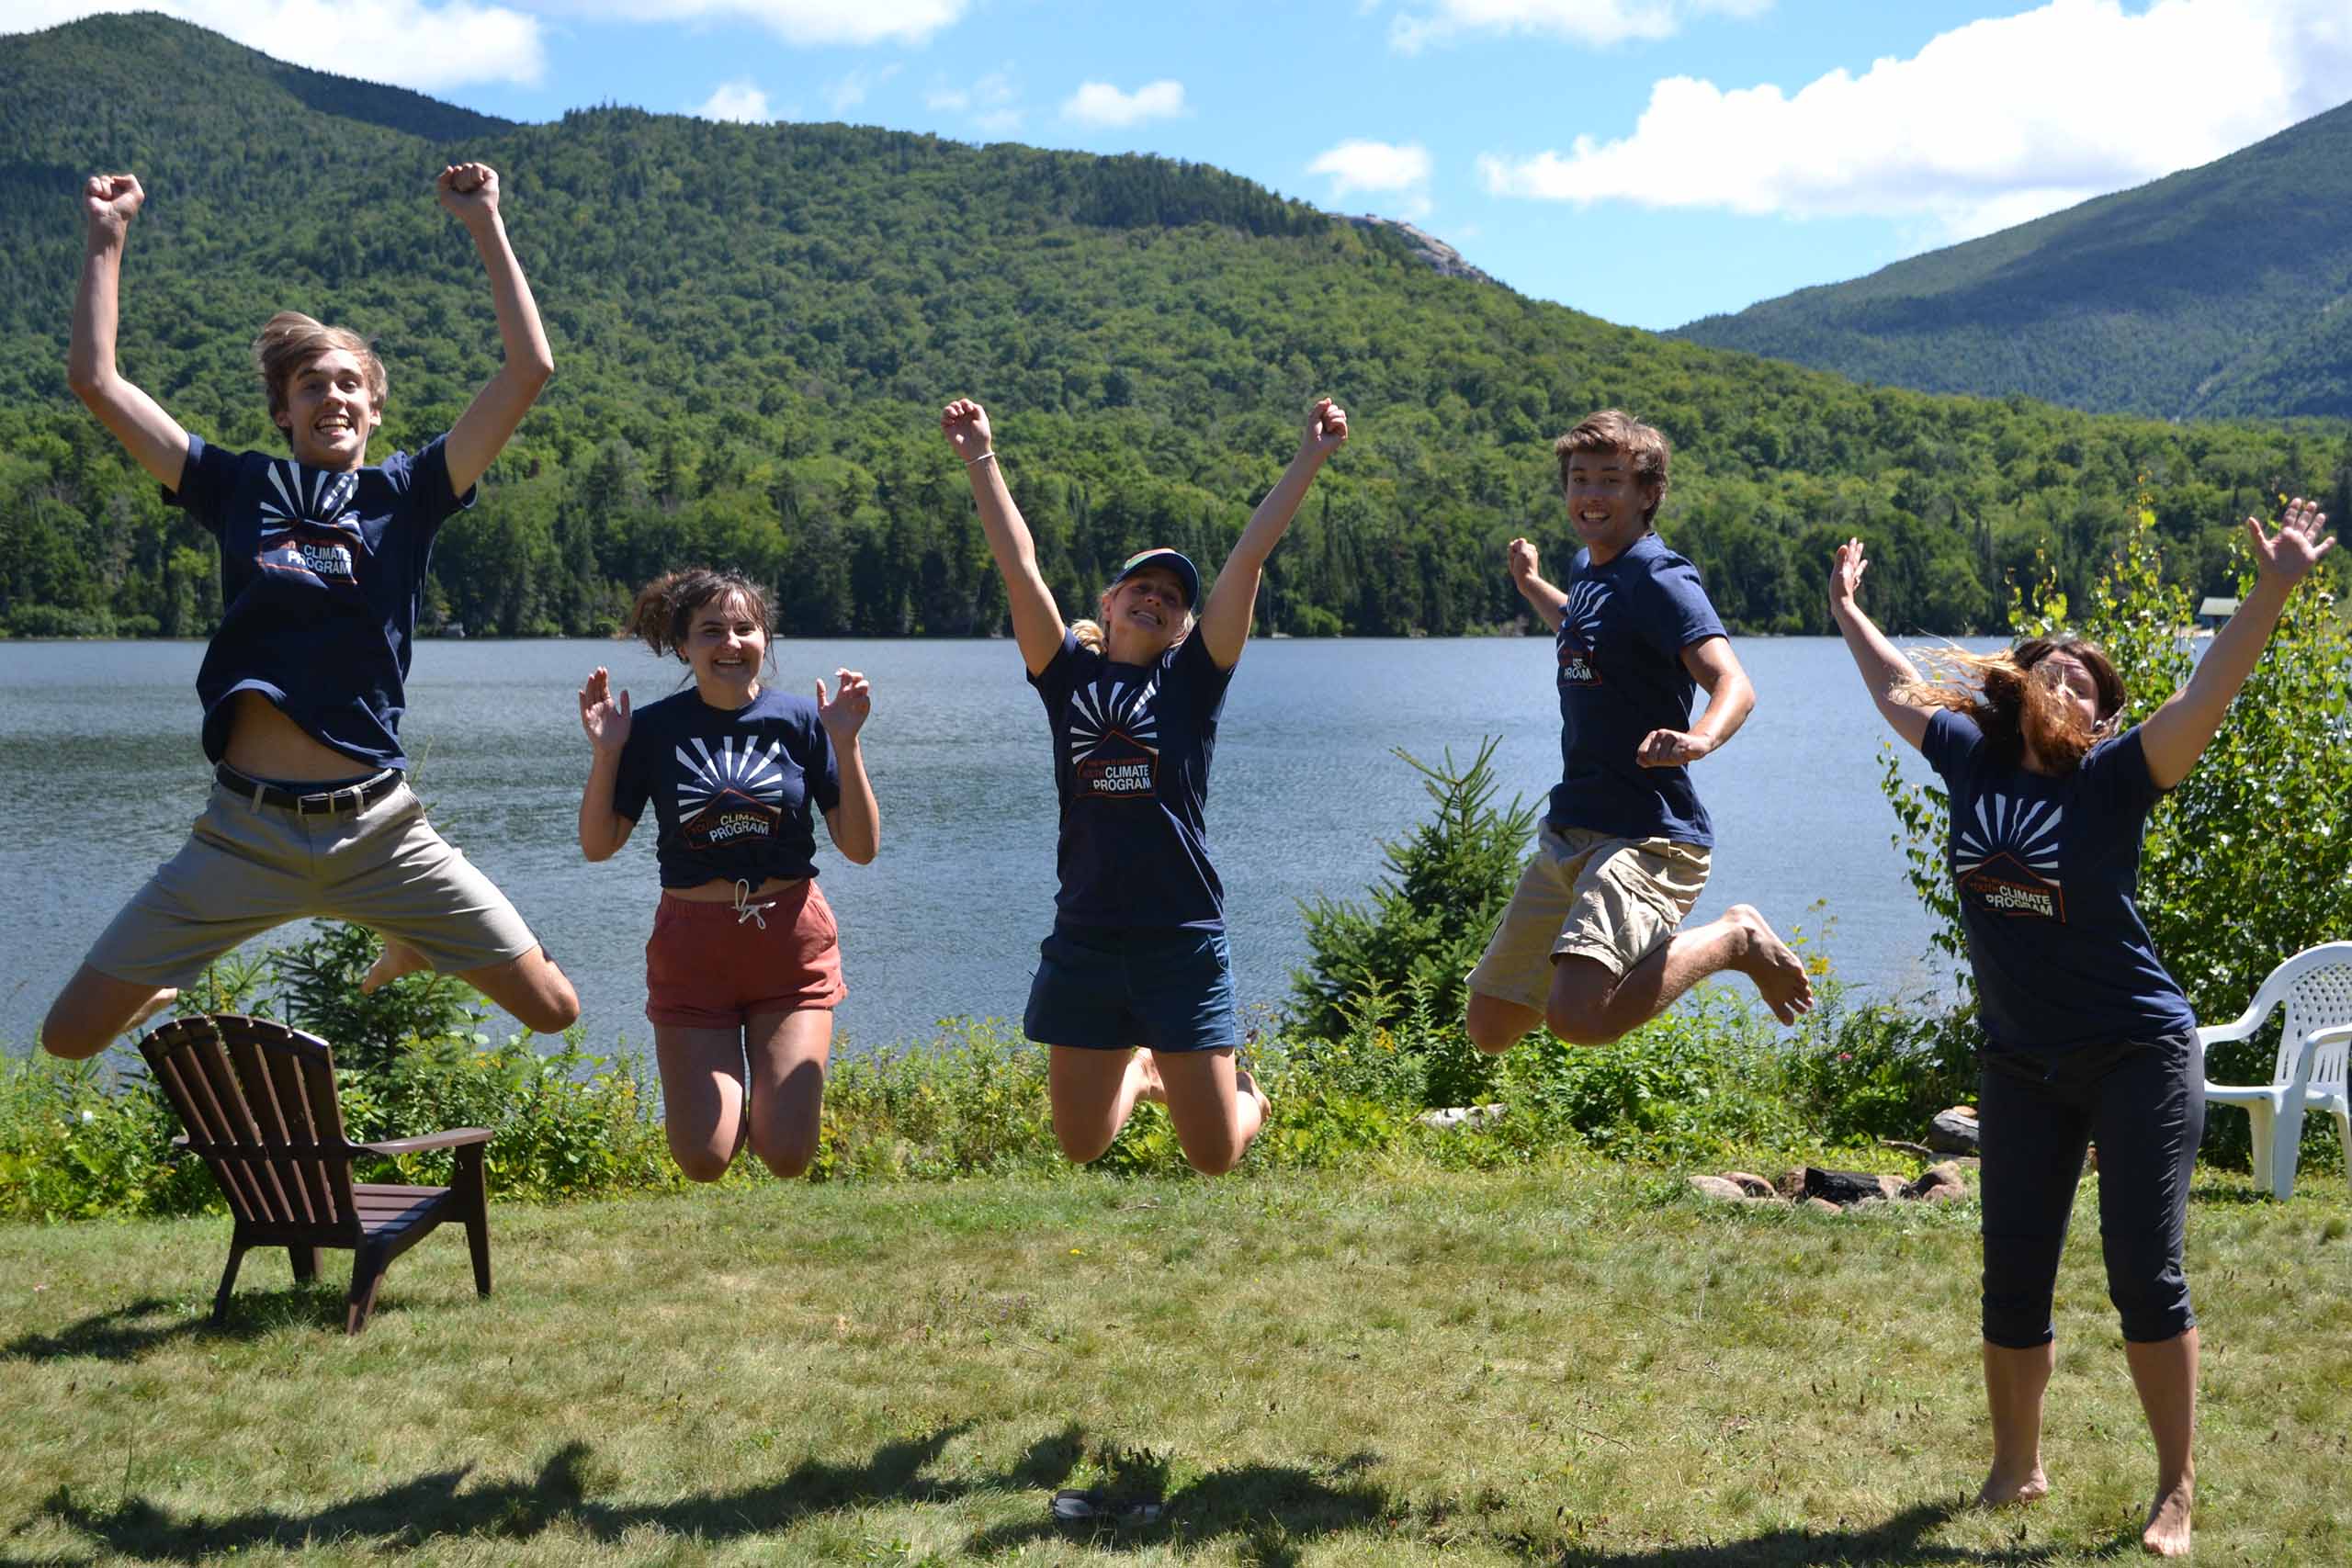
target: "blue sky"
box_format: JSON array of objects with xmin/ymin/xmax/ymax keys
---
[{"xmin": 17, "ymin": 1, "xmax": 2352, "ymax": 329}]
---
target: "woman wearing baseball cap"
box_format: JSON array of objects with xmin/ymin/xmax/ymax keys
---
[{"xmin": 942, "ymin": 395, "xmax": 1348, "ymax": 1173}]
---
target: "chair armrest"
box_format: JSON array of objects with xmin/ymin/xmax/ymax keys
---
[
  {"xmin": 2198, "ymin": 986, "xmax": 2283, "ymax": 1047},
  {"xmin": 359, "ymin": 1128, "xmax": 493, "ymax": 1156},
  {"xmin": 2289, "ymin": 1025, "xmax": 2352, "ymax": 1095}
]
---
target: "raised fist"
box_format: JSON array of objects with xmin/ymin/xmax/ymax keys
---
[
  {"xmin": 83, "ymin": 174, "xmax": 144, "ymax": 237},
  {"xmin": 1301, "ymin": 396, "xmax": 1349, "ymax": 459},
  {"xmin": 941, "ymin": 399, "xmax": 993, "ymax": 462},
  {"xmin": 435, "ymin": 162, "xmax": 502, "ymax": 224}
]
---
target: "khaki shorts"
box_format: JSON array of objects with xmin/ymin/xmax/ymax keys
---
[
  {"xmin": 82, "ymin": 777, "xmax": 539, "ymax": 989},
  {"xmin": 1465, "ymin": 822, "xmax": 1711, "ymax": 1010}
]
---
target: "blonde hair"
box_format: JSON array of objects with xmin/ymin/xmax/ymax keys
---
[
  {"xmin": 1555, "ymin": 409, "xmax": 1670, "ymax": 525},
  {"xmin": 1074, "ymin": 577, "xmax": 1196, "ymax": 655},
  {"xmin": 253, "ymin": 311, "xmax": 387, "ymax": 436},
  {"xmin": 1894, "ymin": 636, "xmax": 2126, "ymax": 773}
]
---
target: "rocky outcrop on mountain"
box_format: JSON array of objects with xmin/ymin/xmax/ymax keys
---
[{"xmin": 1345, "ymin": 216, "xmax": 1498, "ymax": 287}]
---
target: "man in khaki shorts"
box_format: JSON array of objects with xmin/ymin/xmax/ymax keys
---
[
  {"xmin": 41, "ymin": 161, "xmax": 577, "ymax": 1057},
  {"xmin": 1464, "ymin": 411, "xmax": 1814, "ymax": 1053}
]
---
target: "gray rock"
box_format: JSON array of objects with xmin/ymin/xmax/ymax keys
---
[
  {"xmin": 1904, "ymin": 1160, "xmax": 1968, "ymax": 1201},
  {"xmin": 1689, "ymin": 1175, "xmax": 1748, "ymax": 1202},
  {"xmin": 1928, "ymin": 1106, "xmax": 1982, "ymax": 1155},
  {"xmin": 1342, "ymin": 215, "xmax": 1500, "ymax": 286}
]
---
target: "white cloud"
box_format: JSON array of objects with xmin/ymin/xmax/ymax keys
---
[
  {"xmin": 1392, "ymin": 0, "xmax": 1769, "ymax": 51},
  {"xmin": 1061, "ymin": 79, "xmax": 1187, "ymax": 129},
  {"xmin": 825, "ymin": 62, "xmax": 899, "ymax": 115},
  {"xmin": 926, "ymin": 70, "xmax": 1023, "ymax": 134},
  {"xmin": 1308, "ymin": 139, "xmax": 1434, "ymax": 216},
  {"xmin": 1476, "ymin": 0, "xmax": 2352, "ymax": 240},
  {"xmin": 556, "ymin": 0, "xmax": 964, "ymax": 47},
  {"xmin": 696, "ymin": 79, "xmax": 775, "ymax": 121},
  {"xmin": 6, "ymin": 0, "xmax": 547, "ymax": 88}
]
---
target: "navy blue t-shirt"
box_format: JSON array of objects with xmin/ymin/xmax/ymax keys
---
[
  {"xmin": 1030, "ymin": 628, "xmax": 1234, "ymax": 930},
  {"xmin": 1547, "ymin": 532, "xmax": 1727, "ymax": 846},
  {"xmin": 612, "ymin": 686, "xmax": 841, "ymax": 889},
  {"xmin": 167, "ymin": 434, "xmax": 473, "ymax": 771},
  {"xmin": 1923, "ymin": 709, "xmax": 2197, "ymax": 1054}
]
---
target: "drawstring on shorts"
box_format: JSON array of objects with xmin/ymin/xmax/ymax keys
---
[{"xmin": 732, "ymin": 879, "xmax": 776, "ymax": 930}]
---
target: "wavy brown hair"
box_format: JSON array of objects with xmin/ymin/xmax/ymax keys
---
[
  {"xmin": 623, "ymin": 568, "xmax": 775, "ymax": 664},
  {"xmin": 1555, "ymin": 409, "xmax": 1670, "ymax": 525},
  {"xmin": 1895, "ymin": 635, "xmax": 2126, "ymax": 772},
  {"xmin": 253, "ymin": 311, "xmax": 387, "ymax": 437}
]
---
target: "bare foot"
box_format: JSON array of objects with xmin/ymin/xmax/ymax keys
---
[
  {"xmin": 2142, "ymin": 1480, "xmax": 2192, "ymax": 1557},
  {"xmin": 360, "ymin": 939, "xmax": 430, "ymax": 995},
  {"xmin": 1724, "ymin": 905, "xmax": 1815, "ymax": 1023},
  {"xmin": 1236, "ymin": 1066, "xmax": 1272, "ymax": 1124},
  {"xmin": 1973, "ymin": 1463, "xmax": 2049, "ymax": 1507},
  {"xmin": 126, "ymin": 987, "xmax": 179, "ymax": 1032},
  {"xmin": 1130, "ymin": 1050, "xmax": 1168, "ymax": 1105}
]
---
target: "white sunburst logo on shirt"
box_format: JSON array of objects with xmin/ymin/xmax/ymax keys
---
[
  {"xmin": 1068, "ymin": 671, "xmax": 1161, "ymax": 763},
  {"xmin": 1953, "ymin": 793, "xmax": 2066, "ymax": 919},
  {"xmin": 674, "ymin": 736, "xmax": 788, "ymax": 821},
  {"xmin": 1564, "ymin": 580, "xmax": 1608, "ymax": 646},
  {"xmin": 259, "ymin": 460, "xmax": 360, "ymax": 535},
  {"xmin": 1557, "ymin": 579, "xmax": 1608, "ymax": 684}
]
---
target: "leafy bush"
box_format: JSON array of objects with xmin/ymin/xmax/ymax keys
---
[
  {"xmin": 268, "ymin": 919, "xmax": 490, "ymax": 1076},
  {"xmin": 0, "ymin": 1055, "xmax": 212, "ymax": 1220},
  {"xmin": 1291, "ymin": 739, "xmax": 1534, "ymax": 1039},
  {"xmin": 1879, "ymin": 500, "xmax": 2352, "ymax": 1166}
]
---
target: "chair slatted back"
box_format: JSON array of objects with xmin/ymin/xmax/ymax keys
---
[
  {"xmin": 2275, "ymin": 945, "xmax": 2352, "ymax": 1094},
  {"xmin": 140, "ymin": 1015, "xmax": 359, "ymax": 1236}
]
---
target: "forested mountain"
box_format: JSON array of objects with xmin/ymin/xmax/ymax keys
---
[
  {"xmin": 1673, "ymin": 99, "xmax": 2352, "ymax": 423},
  {"xmin": 2, "ymin": 14, "xmax": 2346, "ymax": 643}
]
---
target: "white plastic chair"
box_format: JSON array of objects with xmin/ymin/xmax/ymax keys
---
[{"xmin": 2199, "ymin": 942, "xmax": 2352, "ymax": 1201}]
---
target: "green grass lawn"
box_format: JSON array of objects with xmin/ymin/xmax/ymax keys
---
[{"xmin": 3, "ymin": 1157, "xmax": 2348, "ymax": 1566}]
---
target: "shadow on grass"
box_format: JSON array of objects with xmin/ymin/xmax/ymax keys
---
[
  {"xmin": 4, "ymin": 1288, "xmax": 385, "ymax": 1360},
  {"xmin": 964, "ymin": 1450, "xmax": 1401, "ymax": 1567},
  {"xmin": 38, "ymin": 1423, "xmax": 1413, "ymax": 1565},
  {"xmin": 39, "ymin": 1422, "xmax": 1054, "ymax": 1561},
  {"xmin": 1545, "ymin": 1500, "xmax": 2132, "ymax": 1568}
]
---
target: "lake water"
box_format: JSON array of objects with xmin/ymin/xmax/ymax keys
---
[{"xmin": 0, "ymin": 636, "xmax": 1975, "ymax": 1055}]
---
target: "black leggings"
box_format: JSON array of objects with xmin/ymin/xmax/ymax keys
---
[{"xmin": 1977, "ymin": 1031, "xmax": 2202, "ymax": 1349}]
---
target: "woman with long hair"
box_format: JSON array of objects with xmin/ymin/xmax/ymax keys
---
[
  {"xmin": 942, "ymin": 395, "xmax": 1346, "ymax": 1174},
  {"xmin": 1828, "ymin": 500, "xmax": 2333, "ymax": 1558}
]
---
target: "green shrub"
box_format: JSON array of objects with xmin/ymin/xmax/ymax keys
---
[
  {"xmin": 0, "ymin": 1055, "xmax": 213, "ymax": 1220},
  {"xmin": 1291, "ymin": 739, "xmax": 1534, "ymax": 1039}
]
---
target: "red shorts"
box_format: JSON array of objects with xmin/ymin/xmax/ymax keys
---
[{"xmin": 643, "ymin": 882, "xmax": 846, "ymax": 1029}]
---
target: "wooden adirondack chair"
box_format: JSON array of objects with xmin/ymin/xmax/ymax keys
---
[{"xmin": 139, "ymin": 1014, "xmax": 493, "ymax": 1333}]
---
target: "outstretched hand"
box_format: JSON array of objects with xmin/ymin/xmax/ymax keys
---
[
  {"xmin": 1298, "ymin": 397, "xmax": 1349, "ymax": 461},
  {"xmin": 2248, "ymin": 497, "xmax": 2334, "ymax": 586},
  {"xmin": 1636, "ymin": 728, "xmax": 1713, "ymax": 769},
  {"xmin": 1829, "ymin": 536, "xmax": 1871, "ymax": 610},
  {"xmin": 435, "ymin": 162, "xmax": 502, "ymax": 227},
  {"xmin": 578, "ymin": 666, "xmax": 630, "ymax": 752},
  {"xmin": 817, "ymin": 669, "xmax": 872, "ymax": 741},
  {"xmin": 1508, "ymin": 536, "xmax": 1540, "ymax": 584},
  {"xmin": 83, "ymin": 174, "xmax": 143, "ymax": 239},
  {"xmin": 941, "ymin": 399, "xmax": 993, "ymax": 462}
]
